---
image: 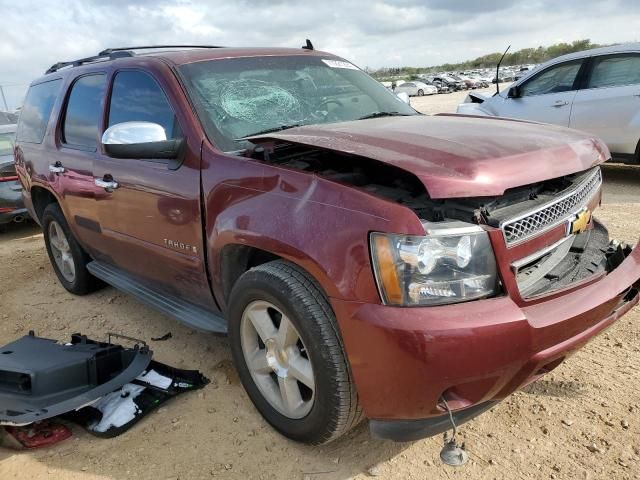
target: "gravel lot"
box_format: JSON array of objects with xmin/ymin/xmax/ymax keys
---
[{"xmin": 0, "ymin": 90, "xmax": 639, "ymax": 480}]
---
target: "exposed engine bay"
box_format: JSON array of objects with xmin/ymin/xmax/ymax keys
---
[
  {"xmin": 248, "ymin": 142, "xmax": 618, "ymax": 298},
  {"xmin": 248, "ymin": 141, "xmax": 598, "ymax": 226}
]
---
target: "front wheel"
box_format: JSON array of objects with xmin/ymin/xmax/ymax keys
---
[
  {"xmin": 417, "ymin": 89, "xmax": 424, "ymax": 96},
  {"xmin": 228, "ymin": 260, "xmax": 362, "ymax": 444}
]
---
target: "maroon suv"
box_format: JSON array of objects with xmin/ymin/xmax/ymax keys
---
[{"xmin": 14, "ymin": 45, "xmax": 640, "ymax": 445}]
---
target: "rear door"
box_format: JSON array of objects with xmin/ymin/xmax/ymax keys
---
[
  {"xmin": 498, "ymin": 59, "xmax": 584, "ymax": 126},
  {"xmin": 570, "ymin": 53, "xmax": 640, "ymax": 156},
  {"xmin": 51, "ymin": 74, "xmax": 107, "ymax": 250},
  {"xmin": 93, "ymin": 69, "xmax": 215, "ymax": 309}
]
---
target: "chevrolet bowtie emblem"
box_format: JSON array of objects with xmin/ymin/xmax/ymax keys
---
[{"xmin": 568, "ymin": 207, "xmax": 592, "ymax": 235}]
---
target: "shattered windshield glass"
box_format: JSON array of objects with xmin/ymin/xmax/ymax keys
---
[{"xmin": 178, "ymin": 55, "xmax": 417, "ymax": 152}]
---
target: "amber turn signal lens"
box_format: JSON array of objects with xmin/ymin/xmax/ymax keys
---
[{"xmin": 372, "ymin": 234, "xmax": 404, "ymax": 305}]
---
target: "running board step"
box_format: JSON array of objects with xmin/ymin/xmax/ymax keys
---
[{"xmin": 87, "ymin": 261, "xmax": 227, "ymax": 334}]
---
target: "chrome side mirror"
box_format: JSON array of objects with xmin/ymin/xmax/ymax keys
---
[
  {"xmin": 101, "ymin": 121, "xmax": 185, "ymax": 166},
  {"xmin": 396, "ymin": 92, "xmax": 410, "ymax": 104},
  {"xmin": 102, "ymin": 121, "xmax": 168, "ymax": 145}
]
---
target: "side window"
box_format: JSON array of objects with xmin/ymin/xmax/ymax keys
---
[
  {"xmin": 588, "ymin": 54, "xmax": 640, "ymax": 89},
  {"xmin": 520, "ymin": 60, "xmax": 582, "ymax": 97},
  {"xmin": 108, "ymin": 71, "xmax": 180, "ymax": 139},
  {"xmin": 63, "ymin": 74, "xmax": 107, "ymax": 149},
  {"xmin": 16, "ymin": 79, "xmax": 62, "ymax": 144}
]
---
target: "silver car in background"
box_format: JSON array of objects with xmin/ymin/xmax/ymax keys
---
[
  {"xmin": 394, "ymin": 81, "xmax": 438, "ymax": 96},
  {"xmin": 458, "ymin": 43, "xmax": 640, "ymax": 163}
]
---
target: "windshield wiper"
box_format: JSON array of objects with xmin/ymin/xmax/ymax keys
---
[
  {"xmin": 356, "ymin": 111, "xmax": 412, "ymax": 121},
  {"xmin": 240, "ymin": 123, "xmax": 303, "ymax": 139}
]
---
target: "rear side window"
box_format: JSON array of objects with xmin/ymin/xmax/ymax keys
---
[
  {"xmin": 588, "ymin": 54, "xmax": 640, "ymax": 89},
  {"xmin": 62, "ymin": 74, "xmax": 107, "ymax": 149},
  {"xmin": 16, "ymin": 79, "xmax": 61, "ymax": 144},
  {"xmin": 108, "ymin": 71, "xmax": 180, "ymax": 139},
  {"xmin": 520, "ymin": 60, "xmax": 582, "ymax": 96}
]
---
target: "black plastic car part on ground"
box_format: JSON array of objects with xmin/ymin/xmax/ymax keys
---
[
  {"xmin": 65, "ymin": 360, "xmax": 209, "ymax": 437},
  {"xmin": 0, "ymin": 332, "xmax": 152, "ymax": 426}
]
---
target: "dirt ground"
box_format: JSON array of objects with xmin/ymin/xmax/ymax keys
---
[{"xmin": 0, "ymin": 91, "xmax": 639, "ymax": 480}]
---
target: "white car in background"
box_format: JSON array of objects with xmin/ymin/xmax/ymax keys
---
[
  {"xmin": 457, "ymin": 43, "xmax": 640, "ymax": 163},
  {"xmin": 394, "ymin": 81, "xmax": 438, "ymax": 96}
]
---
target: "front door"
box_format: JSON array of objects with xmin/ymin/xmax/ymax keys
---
[
  {"xmin": 499, "ymin": 59, "xmax": 584, "ymax": 126},
  {"xmin": 93, "ymin": 69, "xmax": 215, "ymax": 310}
]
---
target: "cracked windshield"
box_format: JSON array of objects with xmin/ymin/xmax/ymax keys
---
[{"xmin": 179, "ymin": 55, "xmax": 416, "ymax": 151}]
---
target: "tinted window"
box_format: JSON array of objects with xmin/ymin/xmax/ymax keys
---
[
  {"xmin": 588, "ymin": 54, "xmax": 640, "ymax": 89},
  {"xmin": 16, "ymin": 79, "xmax": 61, "ymax": 144},
  {"xmin": 520, "ymin": 60, "xmax": 582, "ymax": 96},
  {"xmin": 63, "ymin": 74, "xmax": 107, "ymax": 148},
  {"xmin": 108, "ymin": 71, "xmax": 179, "ymax": 138}
]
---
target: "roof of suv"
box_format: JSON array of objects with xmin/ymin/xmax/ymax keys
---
[
  {"xmin": 143, "ymin": 47, "xmax": 332, "ymax": 66},
  {"xmin": 39, "ymin": 46, "xmax": 335, "ymax": 81}
]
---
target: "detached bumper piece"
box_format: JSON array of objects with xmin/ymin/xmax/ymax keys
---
[
  {"xmin": 65, "ymin": 360, "xmax": 209, "ymax": 437},
  {"xmin": 0, "ymin": 332, "xmax": 209, "ymax": 441},
  {"xmin": 0, "ymin": 332, "xmax": 152, "ymax": 425},
  {"xmin": 0, "ymin": 332, "xmax": 152, "ymax": 426}
]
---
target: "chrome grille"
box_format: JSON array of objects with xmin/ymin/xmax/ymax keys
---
[{"xmin": 501, "ymin": 168, "xmax": 602, "ymax": 246}]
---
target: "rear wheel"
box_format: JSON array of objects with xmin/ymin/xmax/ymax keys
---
[
  {"xmin": 42, "ymin": 203, "xmax": 102, "ymax": 295},
  {"xmin": 417, "ymin": 89, "xmax": 424, "ymax": 96},
  {"xmin": 228, "ymin": 260, "xmax": 362, "ymax": 444}
]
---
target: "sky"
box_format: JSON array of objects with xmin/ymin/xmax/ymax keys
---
[{"xmin": 1, "ymin": 0, "xmax": 639, "ymax": 109}]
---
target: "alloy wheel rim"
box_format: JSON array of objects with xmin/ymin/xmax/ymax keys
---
[
  {"xmin": 240, "ymin": 300, "xmax": 315, "ymax": 419},
  {"xmin": 48, "ymin": 220, "xmax": 75, "ymax": 283}
]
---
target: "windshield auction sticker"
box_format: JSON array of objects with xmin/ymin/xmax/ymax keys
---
[{"xmin": 322, "ymin": 59, "xmax": 359, "ymax": 70}]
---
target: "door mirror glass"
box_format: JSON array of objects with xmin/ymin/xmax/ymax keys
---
[
  {"xmin": 396, "ymin": 92, "xmax": 410, "ymax": 104},
  {"xmin": 102, "ymin": 121, "xmax": 184, "ymax": 161},
  {"xmin": 507, "ymin": 85, "xmax": 521, "ymax": 98}
]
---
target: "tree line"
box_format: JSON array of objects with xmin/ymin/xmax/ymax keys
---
[{"xmin": 372, "ymin": 39, "xmax": 605, "ymax": 78}]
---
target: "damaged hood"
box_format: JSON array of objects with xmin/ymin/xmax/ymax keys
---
[{"xmin": 248, "ymin": 114, "xmax": 609, "ymax": 199}]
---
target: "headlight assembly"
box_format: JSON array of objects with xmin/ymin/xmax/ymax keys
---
[{"xmin": 370, "ymin": 222, "xmax": 499, "ymax": 306}]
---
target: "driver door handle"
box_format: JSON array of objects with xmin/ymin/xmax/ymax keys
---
[
  {"xmin": 552, "ymin": 100, "xmax": 569, "ymax": 107},
  {"xmin": 49, "ymin": 164, "xmax": 65, "ymax": 174},
  {"xmin": 94, "ymin": 177, "xmax": 119, "ymax": 191}
]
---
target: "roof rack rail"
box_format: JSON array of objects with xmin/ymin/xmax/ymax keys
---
[
  {"xmin": 45, "ymin": 45, "xmax": 226, "ymax": 74},
  {"xmin": 98, "ymin": 45, "xmax": 225, "ymax": 55},
  {"xmin": 45, "ymin": 51, "xmax": 134, "ymax": 74}
]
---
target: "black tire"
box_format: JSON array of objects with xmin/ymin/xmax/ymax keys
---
[
  {"xmin": 417, "ymin": 89, "xmax": 424, "ymax": 96},
  {"xmin": 228, "ymin": 260, "xmax": 362, "ymax": 444},
  {"xmin": 42, "ymin": 203, "xmax": 102, "ymax": 295}
]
